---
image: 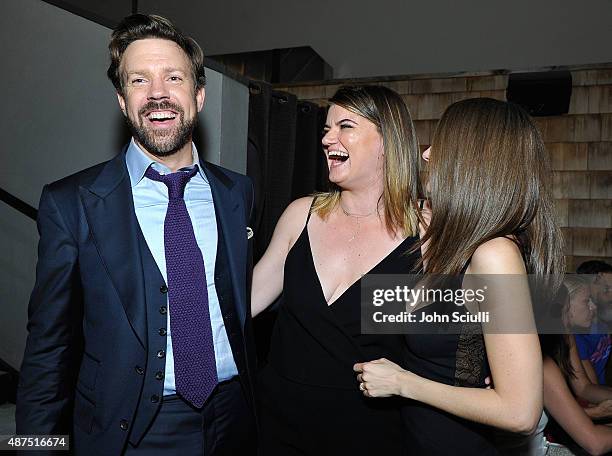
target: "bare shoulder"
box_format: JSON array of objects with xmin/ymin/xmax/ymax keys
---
[
  {"xmin": 280, "ymin": 196, "xmax": 315, "ymax": 226},
  {"xmin": 284, "ymin": 196, "xmax": 315, "ymax": 215},
  {"xmin": 543, "ymin": 356, "xmax": 565, "ymax": 385},
  {"xmin": 543, "ymin": 355, "xmax": 559, "ymax": 373},
  {"xmin": 275, "ymin": 196, "xmax": 315, "ymax": 244},
  {"xmin": 468, "ymin": 237, "xmax": 526, "ymax": 274}
]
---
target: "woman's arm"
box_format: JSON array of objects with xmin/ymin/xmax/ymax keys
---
[
  {"xmin": 543, "ymin": 357, "xmax": 612, "ymax": 455},
  {"xmin": 355, "ymin": 237, "xmax": 542, "ymax": 434},
  {"xmin": 582, "ymin": 359, "xmax": 600, "ymax": 385},
  {"xmin": 355, "ymin": 334, "xmax": 541, "ymax": 434},
  {"xmin": 567, "ymin": 336, "xmax": 612, "ymax": 404},
  {"xmin": 251, "ymin": 197, "xmax": 313, "ymax": 317}
]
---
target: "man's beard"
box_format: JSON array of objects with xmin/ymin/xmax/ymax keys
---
[{"xmin": 126, "ymin": 100, "xmax": 197, "ymax": 158}]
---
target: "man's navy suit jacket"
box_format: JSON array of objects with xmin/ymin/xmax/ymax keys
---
[{"xmin": 15, "ymin": 149, "xmax": 256, "ymax": 455}]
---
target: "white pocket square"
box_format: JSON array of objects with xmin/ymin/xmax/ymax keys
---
[{"xmin": 246, "ymin": 227, "xmax": 254, "ymax": 240}]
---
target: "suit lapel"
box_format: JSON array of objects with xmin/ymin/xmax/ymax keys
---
[
  {"xmin": 79, "ymin": 152, "xmax": 147, "ymax": 348},
  {"xmin": 202, "ymin": 162, "xmax": 248, "ymax": 330}
]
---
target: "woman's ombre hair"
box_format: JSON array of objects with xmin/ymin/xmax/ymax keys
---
[{"xmin": 313, "ymin": 85, "xmax": 421, "ymax": 237}]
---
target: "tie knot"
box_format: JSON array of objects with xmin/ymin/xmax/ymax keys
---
[{"xmin": 145, "ymin": 165, "xmax": 198, "ymax": 199}]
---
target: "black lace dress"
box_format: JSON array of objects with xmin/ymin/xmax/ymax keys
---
[{"xmin": 403, "ymin": 301, "xmax": 500, "ymax": 455}]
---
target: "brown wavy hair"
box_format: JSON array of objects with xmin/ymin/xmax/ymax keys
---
[
  {"xmin": 312, "ymin": 85, "xmax": 421, "ymax": 237},
  {"xmin": 107, "ymin": 14, "xmax": 206, "ymax": 95},
  {"xmin": 419, "ymin": 98, "xmax": 564, "ymax": 285}
]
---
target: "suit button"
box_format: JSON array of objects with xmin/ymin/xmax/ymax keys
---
[
  {"xmin": 159, "ymin": 306, "xmax": 167, "ymax": 315},
  {"xmin": 159, "ymin": 328, "xmax": 167, "ymax": 336},
  {"xmin": 160, "ymin": 285, "xmax": 168, "ymax": 294},
  {"xmin": 157, "ymin": 350, "xmax": 165, "ymax": 358},
  {"xmin": 155, "ymin": 371, "xmax": 164, "ymax": 380},
  {"xmin": 150, "ymin": 394, "xmax": 160, "ymax": 403},
  {"xmin": 134, "ymin": 365, "xmax": 144, "ymax": 375},
  {"xmin": 120, "ymin": 420, "xmax": 129, "ymax": 431}
]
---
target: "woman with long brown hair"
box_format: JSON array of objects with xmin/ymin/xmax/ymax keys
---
[
  {"xmin": 355, "ymin": 98, "xmax": 565, "ymax": 454},
  {"xmin": 251, "ymin": 85, "xmax": 421, "ymax": 455},
  {"xmin": 542, "ymin": 279, "xmax": 612, "ymax": 455}
]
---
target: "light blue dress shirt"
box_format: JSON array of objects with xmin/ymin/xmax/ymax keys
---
[{"xmin": 125, "ymin": 139, "xmax": 238, "ymax": 395}]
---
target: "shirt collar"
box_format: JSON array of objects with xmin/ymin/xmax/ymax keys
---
[{"xmin": 125, "ymin": 138, "xmax": 206, "ymax": 187}]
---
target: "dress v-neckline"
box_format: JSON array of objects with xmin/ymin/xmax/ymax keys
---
[{"xmin": 304, "ymin": 226, "xmax": 411, "ymax": 307}]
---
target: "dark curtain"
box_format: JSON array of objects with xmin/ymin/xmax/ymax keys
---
[
  {"xmin": 292, "ymin": 102, "xmax": 329, "ymax": 200},
  {"xmin": 247, "ymin": 81, "xmax": 328, "ymax": 362}
]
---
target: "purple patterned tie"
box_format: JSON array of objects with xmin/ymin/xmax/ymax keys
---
[{"xmin": 145, "ymin": 165, "xmax": 217, "ymax": 408}]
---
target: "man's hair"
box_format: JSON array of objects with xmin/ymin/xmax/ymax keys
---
[
  {"xmin": 107, "ymin": 14, "xmax": 206, "ymax": 95},
  {"xmin": 313, "ymin": 85, "xmax": 421, "ymax": 238},
  {"xmin": 576, "ymin": 260, "xmax": 612, "ymax": 275}
]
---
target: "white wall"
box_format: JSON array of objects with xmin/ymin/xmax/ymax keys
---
[
  {"xmin": 142, "ymin": 0, "xmax": 612, "ymax": 79},
  {"xmin": 1, "ymin": 0, "xmax": 248, "ymax": 370}
]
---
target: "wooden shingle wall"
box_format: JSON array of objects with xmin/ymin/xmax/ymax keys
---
[{"xmin": 275, "ymin": 66, "xmax": 612, "ymax": 271}]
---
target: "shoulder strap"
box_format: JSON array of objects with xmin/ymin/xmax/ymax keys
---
[{"xmin": 305, "ymin": 196, "xmax": 317, "ymax": 224}]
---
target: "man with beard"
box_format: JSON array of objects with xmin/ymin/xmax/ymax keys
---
[{"xmin": 16, "ymin": 14, "xmax": 257, "ymax": 455}]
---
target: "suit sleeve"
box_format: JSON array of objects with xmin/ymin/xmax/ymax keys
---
[{"xmin": 16, "ymin": 185, "xmax": 83, "ymax": 435}]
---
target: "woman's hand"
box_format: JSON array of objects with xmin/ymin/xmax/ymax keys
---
[
  {"xmin": 353, "ymin": 358, "xmax": 412, "ymax": 398},
  {"xmin": 585, "ymin": 399, "xmax": 612, "ymax": 420}
]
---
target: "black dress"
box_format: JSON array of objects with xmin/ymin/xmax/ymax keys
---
[
  {"xmin": 258, "ymin": 212, "xmax": 419, "ymax": 455},
  {"xmin": 402, "ymin": 299, "xmax": 500, "ymax": 455}
]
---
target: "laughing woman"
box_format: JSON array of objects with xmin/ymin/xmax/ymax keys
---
[
  {"xmin": 355, "ymin": 98, "xmax": 565, "ymax": 455},
  {"xmin": 251, "ymin": 85, "xmax": 421, "ymax": 455}
]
